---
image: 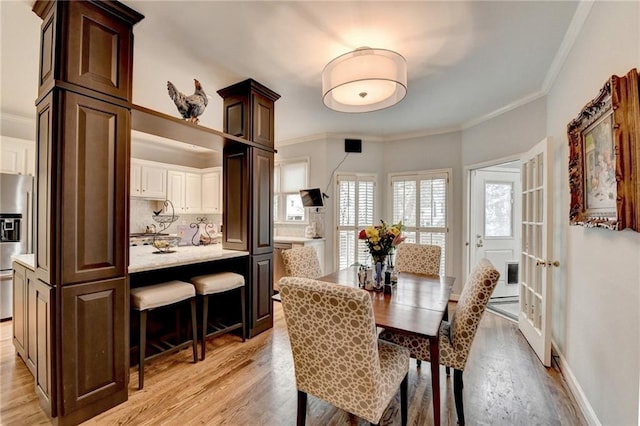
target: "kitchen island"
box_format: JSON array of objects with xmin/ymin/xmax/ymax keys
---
[{"xmin": 129, "ymin": 244, "xmax": 248, "ymax": 274}]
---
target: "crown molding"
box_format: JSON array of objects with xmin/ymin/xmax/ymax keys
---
[
  {"xmin": 276, "ymin": 132, "xmax": 385, "ymax": 148},
  {"xmin": 542, "ymin": 1, "xmax": 594, "ymax": 94},
  {"xmin": 385, "ymin": 125, "xmax": 462, "ymax": 142},
  {"xmin": 461, "ymin": 90, "xmax": 546, "ymax": 130}
]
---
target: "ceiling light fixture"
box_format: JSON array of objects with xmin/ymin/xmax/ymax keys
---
[{"xmin": 322, "ymin": 47, "xmax": 407, "ymax": 113}]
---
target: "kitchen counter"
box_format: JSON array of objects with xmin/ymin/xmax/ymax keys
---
[
  {"xmin": 11, "ymin": 253, "xmax": 35, "ymax": 270},
  {"xmin": 274, "ymin": 236, "xmax": 325, "ymax": 243},
  {"xmin": 129, "ymin": 244, "xmax": 249, "ymax": 273}
]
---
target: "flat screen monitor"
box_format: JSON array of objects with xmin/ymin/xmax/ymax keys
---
[{"xmin": 299, "ymin": 188, "xmax": 324, "ymax": 207}]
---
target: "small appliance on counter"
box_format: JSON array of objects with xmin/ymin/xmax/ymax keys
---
[{"xmin": 0, "ymin": 173, "xmax": 34, "ymax": 320}]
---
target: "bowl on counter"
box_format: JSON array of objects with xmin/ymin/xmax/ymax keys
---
[{"xmin": 151, "ymin": 235, "xmax": 181, "ymax": 254}]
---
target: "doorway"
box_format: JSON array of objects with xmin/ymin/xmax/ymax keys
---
[{"xmin": 469, "ymin": 160, "xmax": 521, "ymax": 321}]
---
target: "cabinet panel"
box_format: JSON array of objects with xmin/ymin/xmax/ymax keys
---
[
  {"xmin": 140, "ymin": 165, "xmax": 167, "ymax": 199},
  {"xmin": 130, "ymin": 162, "xmax": 141, "ymax": 196},
  {"xmin": 0, "ymin": 137, "xmax": 36, "ymax": 175},
  {"xmin": 251, "ymin": 148, "xmax": 273, "ymax": 254},
  {"xmin": 61, "ymin": 278, "xmax": 127, "ymax": 415},
  {"xmin": 12, "ymin": 263, "xmax": 28, "ymax": 362},
  {"xmin": 252, "ymin": 93, "xmax": 275, "ymax": 147},
  {"xmin": 61, "ymin": 92, "xmax": 128, "ymax": 284},
  {"xmin": 65, "ymin": 1, "xmax": 134, "ymax": 100},
  {"xmin": 223, "ymin": 149, "xmax": 249, "ymax": 250},
  {"xmin": 35, "ymin": 96, "xmax": 54, "ymax": 283},
  {"xmin": 31, "ymin": 279, "xmax": 54, "ymax": 416},
  {"xmin": 166, "ymin": 170, "xmax": 185, "ymax": 211},
  {"xmin": 185, "ymin": 173, "xmax": 202, "ymax": 212},
  {"xmin": 250, "ymin": 253, "xmax": 273, "ymax": 337},
  {"xmin": 202, "ymin": 169, "xmax": 221, "ymax": 213},
  {"xmin": 223, "ymin": 95, "xmax": 248, "ymax": 138}
]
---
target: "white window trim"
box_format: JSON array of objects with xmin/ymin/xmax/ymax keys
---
[
  {"xmin": 333, "ymin": 172, "xmax": 378, "ymax": 270},
  {"xmin": 387, "ymin": 168, "xmax": 453, "ymax": 276},
  {"xmin": 274, "ymin": 157, "xmax": 310, "ymax": 224}
]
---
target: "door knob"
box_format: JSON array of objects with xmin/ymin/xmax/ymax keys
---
[
  {"xmin": 536, "ymin": 258, "xmax": 560, "ymax": 267},
  {"xmin": 475, "ymin": 234, "xmax": 483, "ymax": 248}
]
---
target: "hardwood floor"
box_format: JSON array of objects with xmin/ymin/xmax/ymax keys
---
[{"xmin": 0, "ymin": 303, "xmax": 585, "ymax": 425}]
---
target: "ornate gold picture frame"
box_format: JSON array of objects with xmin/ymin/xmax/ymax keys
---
[{"xmin": 568, "ymin": 68, "xmax": 640, "ymax": 231}]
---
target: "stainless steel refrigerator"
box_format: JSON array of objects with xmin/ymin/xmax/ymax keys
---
[{"xmin": 0, "ymin": 173, "xmax": 34, "ymax": 320}]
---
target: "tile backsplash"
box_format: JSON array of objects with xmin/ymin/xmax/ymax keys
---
[{"xmin": 130, "ymin": 198, "xmax": 222, "ymax": 235}]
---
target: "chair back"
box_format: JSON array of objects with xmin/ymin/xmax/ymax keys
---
[
  {"xmin": 395, "ymin": 243, "xmax": 441, "ymax": 275},
  {"xmin": 450, "ymin": 258, "xmax": 500, "ymax": 364},
  {"xmin": 278, "ymin": 277, "xmax": 384, "ymax": 421},
  {"xmin": 281, "ymin": 246, "xmax": 322, "ymax": 279}
]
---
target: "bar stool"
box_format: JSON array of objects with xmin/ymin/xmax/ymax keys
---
[
  {"xmin": 130, "ymin": 280, "xmax": 198, "ymax": 390},
  {"xmin": 190, "ymin": 272, "xmax": 246, "ymax": 360}
]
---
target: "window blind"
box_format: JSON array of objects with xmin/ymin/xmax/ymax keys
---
[
  {"xmin": 274, "ymin": 160, "xmax": 308, "ymax": 222},
  {"xmin": 391, "ymin": 172, "xmax": 449, "ymax": 275}
]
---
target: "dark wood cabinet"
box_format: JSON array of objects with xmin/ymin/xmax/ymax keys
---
[
  {"xmin": 250, "ymin": 253, "xmax": 273, "ymax": 337},
  {"xmin": 30, "ymin": 279, "xmax": 54, "ymax": 417},
  {"xmin": 222, "ymin": 147, "xmax": 249, "ymax": 251},
  {"xmin": 217, "ymin": 79, "xmax": 280, "ymax": 148},
  {"xmin": 251, "ymin": 148, "xmax": 273, "ymax": 255},
  {"xmin": 60, "ymin": 91, "xmax": 129, "ymax": 285},
  {"xmin": 12, "ymin": 263, "xmax": 28, "ymax": 363},
  {"xmin": 31, "ymin": 1, "xmax": 143, "ymax": 423}
]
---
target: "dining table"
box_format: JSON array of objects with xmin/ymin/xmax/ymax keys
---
[{"xmin": 318, "ymin": 266, "xmax": 455, "ymax": 426}]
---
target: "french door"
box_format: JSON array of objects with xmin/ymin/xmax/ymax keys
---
[{"xmin": 519, "ymin": 137, "xmax": 556, "ymax": 366}]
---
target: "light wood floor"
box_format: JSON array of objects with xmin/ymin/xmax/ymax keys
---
[{"xmin": 0, "ymin": 303, "xmax": 585, "ymax": 425}]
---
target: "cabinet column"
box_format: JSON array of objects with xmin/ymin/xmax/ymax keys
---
[
  {"xmin": 32, "ymin": 1, "xmax": 143, "ymax": 424},
  {"xmin": 219, "ymin": 79, "xmax": 279, "ymax": 337}
]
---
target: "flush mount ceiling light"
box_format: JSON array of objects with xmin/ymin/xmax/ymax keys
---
[{"xmin": 322, "ymin": 47, "xmax": 407, "ymax": 113}]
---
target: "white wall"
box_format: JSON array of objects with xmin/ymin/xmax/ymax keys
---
[{"xmin": 546, "ymin": 2, "xmax": 639, "ymax": 424}]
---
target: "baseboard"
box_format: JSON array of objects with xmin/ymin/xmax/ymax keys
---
[{"xmin": 551, "ymin": 340, "xmax": 601, "ymax": 426}]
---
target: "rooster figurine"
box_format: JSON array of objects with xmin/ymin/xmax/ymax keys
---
[{"xmin": 167, "ymin": 79, "xmax": 208, "ymax": 124}]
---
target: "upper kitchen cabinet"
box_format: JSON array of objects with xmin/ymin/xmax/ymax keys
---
[
  {"xmin": 131, "ymin": 159, "xmax": 167, "ymax": 200},
  {"xmin": 34, "ymin": 1, "xmax": 140, "ymax": 101},
  {"xmin": 217, "ymin": 79, "xmax": 281, "ymax": 148},
  {"xmin": 0, "ymin": 136, "xmax": 36, "ymax": 176},
  {"xmin": 201, "ymin": 168, "xmax": 222, "ymax": 214}
]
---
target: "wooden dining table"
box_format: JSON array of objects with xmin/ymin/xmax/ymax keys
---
[{"xmin": 318, "ymin": 266, "xmax": 455, "ymax": 426}]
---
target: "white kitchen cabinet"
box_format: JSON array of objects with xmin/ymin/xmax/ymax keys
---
[
  {"xmin": 167, "ymin": 170, "xmax": 202, "ymax": 213},
  {"xmin": 201, "ymin": 168, "xmax": 222, "ymax": 213},
  {"xmin": 0, "ymin": 136, "xmax": 35, "ymax": 176},
  {"xmin": 131, "ymin": 159, "xmax": 167, "ymax": 199}
]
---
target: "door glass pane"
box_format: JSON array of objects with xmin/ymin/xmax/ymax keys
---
[
  {"xmin": 285, "ymin": 194, "xmax": 304, "ymax": 221},
  {"xmin": 485, "ymin": 182, "xmax": 512, "ymax": 237}
]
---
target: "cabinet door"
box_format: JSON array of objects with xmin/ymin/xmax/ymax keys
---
[
  {"xmin": 0, "ymin": 137, "xmax": 35, "ymax": 175},
  {"xmin": 251, "ymin": 92, "xmax": 275, "ymax": 147},
  {"xmin": 30, "ymin": 279, "xmax": 54, "ymax": 417},
  {"xmin": 185, "ymin": 172, "xmax": 202, "ymax": 213},
  {"xmin": 12, "ymin": 263, "xmax": 28, "ymax": 363},
  {"xmin": 251, "ymin": 148, "xmax": 273, "ymax": 254},
  {"xmin": 202, "ymin": 170, "xmax": 221, "ymax": 213},
  {"xmin": 166, "ymin": 170, "xmax": 185, "ymax": 212},
  {"xmin": 250, "ymin": 253, "xmax": 273, "ymax": 337},
  {"xmin": 141, "ymin": 165, "xmax": 167, "ymax": 199},
  {"xmin": 130, "ymin": 162, "xmax": 141, "ymax": 196}
]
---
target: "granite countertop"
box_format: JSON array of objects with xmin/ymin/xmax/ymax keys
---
[
  {"xmin": 273, "ymin": 236, "xmax": 325, "ymax": 243},
  {"xmin": 11, "ymin": 253, "xmax": 35, "ymax": 270},
  {"xmin": 129, "ymin": 244, "xmax": 248, "ymax": 273}
]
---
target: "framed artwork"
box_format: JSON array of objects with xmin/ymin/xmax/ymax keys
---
[{"xmin": 567, "ymin": 68, "xmax": 640, "ymax": 231}]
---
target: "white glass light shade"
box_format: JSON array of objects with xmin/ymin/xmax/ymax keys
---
[{"xmin": 322, "ymin": 48, "xmax": 407, "ymax": 113}]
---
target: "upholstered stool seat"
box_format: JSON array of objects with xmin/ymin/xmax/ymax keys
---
[
  {"xmin": 190, "ymin": 272, "xmax": 246, "ymax": 360},
  {"xmin": 130, "ymin": 280, "xmax": 198, "ymax": 390}
]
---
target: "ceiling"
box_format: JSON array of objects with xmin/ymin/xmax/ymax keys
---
[{"xmin": 2, "ymin": 1, "xmax": 580, "ymax": 144}]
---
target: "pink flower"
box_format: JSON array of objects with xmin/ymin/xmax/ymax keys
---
[{"xmin": 392, "ymin": 234, "xmax": 406, "ymax": 246}]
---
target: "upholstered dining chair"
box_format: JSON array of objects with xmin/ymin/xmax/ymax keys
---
[
  {"xmin": 394, "ymin": 243, "xmax": 441, "ymax": 276},
  {"xmin": 278, "ymin": 277, "xmax": 410, "ymax": 426},
  {"xmin": 281, "ymin": 246, "xmax": 323, "ymax": 279},
  {"xmin": 379, "ymin": 258, "xmax": 500, "ymax": 425}
]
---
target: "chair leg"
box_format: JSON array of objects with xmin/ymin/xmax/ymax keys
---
[
  {"xmin": 201, "ymin": 295, "xmax": 209, "ymax": 361},
  {"xmin": 297, "ymin": 390, "xmax": 307, "ymax": 426},
  {"xmin": 446, "ymin": 366, "xmax": 451, "ymax": 377},
  {"xmin": 416, "ymin": 359, "xmax": 421, "ymax": 368},
  {"xmin": 190, "ymin": 298, "xmax": 198, "ymax": 363},
  {"xmin": 138, "ymin": 310, "xmax": 147, "ymax": 390},
  {"xmin": 240, "ymin": 286, "xmax": 246, "ymax": 341},
  {"xmin": 454, "ymin": 369, "xmax": 465, "ymax": 425},
  {"xmin": 400, "ymin": 373, "xmax": 408, "ymax": 426}
]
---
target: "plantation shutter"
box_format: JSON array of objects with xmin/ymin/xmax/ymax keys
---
[
  {"xmin": 391, "ymin": 172, "xmax": 449, "ymax": 275},
  {"xmin": 336, "ymin": 174, "xmax": 376, "ymax": 270}
]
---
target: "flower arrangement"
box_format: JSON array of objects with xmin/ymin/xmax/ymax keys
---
[{"xmin": 358, "ymin": 220, "xmax": 406, "ymax": 266}]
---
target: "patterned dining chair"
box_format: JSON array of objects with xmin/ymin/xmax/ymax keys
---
[
  {"xmin": 379, "ymin": 258, "xmax": 500, "ymax": 425},
  {"xmin": 394, "ymin": 243, "xmax": 441, "ymax": 276},
  {"xmin": 281, "ymin": 246, "xmax": 323, "ymax": 279},
  {"xmin": 279, "ymin": 277, "xmax": 410, "ymax": 426}
]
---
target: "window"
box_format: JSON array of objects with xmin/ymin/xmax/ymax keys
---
[
  {"xmin": 336, "ymin": 173, "xmax": 376, "ymax": 270},
  {"xmin": 274, "ymin": 159, "xmax": 308, "ymax": 223},
  {"xmin": 390, "ymin": 170, "xmax": 450, "ymax": 275}
]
